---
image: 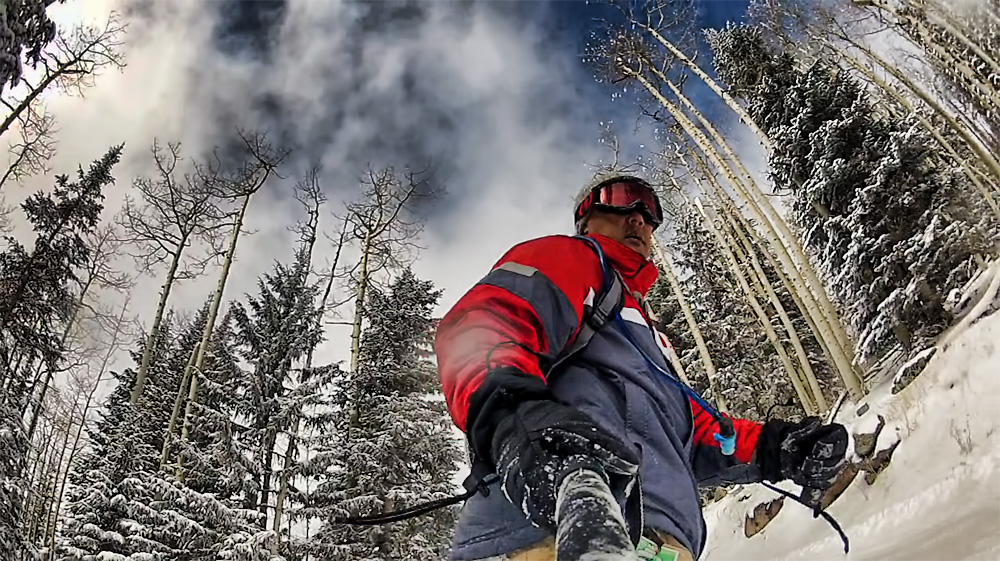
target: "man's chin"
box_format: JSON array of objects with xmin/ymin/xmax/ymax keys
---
[{"xmin": 623, "ymin": 237, "xmax": 647, "ymax": 254}]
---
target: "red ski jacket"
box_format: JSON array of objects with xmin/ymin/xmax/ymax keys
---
[{"xmin": 435, "ymin": 234, "xmax": 763, "ymax": 560}]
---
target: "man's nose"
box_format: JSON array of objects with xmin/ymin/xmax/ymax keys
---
[{"xmin": 627, "ymin": 211, "xmax": 645, "ymax": 226}]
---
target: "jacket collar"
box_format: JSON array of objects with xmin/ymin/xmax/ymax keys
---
[{"xmin": 586, "ymin": 234, "xmax": 659, "ymax": 296}]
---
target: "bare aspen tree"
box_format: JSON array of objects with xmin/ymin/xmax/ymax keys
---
[
  {"xmin": 32, "ymin": 395, "xmax": 73, "ymax": 552},
  {"xmin": 1, "ymin": 102, "xmax": 55, "ymax": 190},
  {"xmin": 174, "ymin": 131, "xmax": 287, "ymax": 478},
  {"xmin": 41, "ymin": 300, "xmax": 131, "ymax": 559},
  {"xmin": 656, "ymin": 71, "xmax": 861, "ymax": 376},
  {"xmin": 118, "ymin": 141, "xmax": 233, "ymax": 405},
  {"xmin": 340, "ymin": 166, "xmax": 439, "ymax": 431},
  {"xmin": 640, "ymin": 65, "xmax": 858, "ymax": 389},
  {"xmin": 26, "ymin": 224, "xmax": 132, "ymax": 440},
  {"xmin": 598, "ymin": 0, "xmax": 773, "ymax": 150},
  {"xmin": 840, "ymin": 34, "xmax": 1000, "ymax": 185},
  {"xmin": 595, "ymin": 25, "xmax": 864, "ymax": 397},
  {"xmin": 688, "ymin": 148, "xmax": 828, "ymax": 412},
  {"xmin": 25, "ymin": 306, "xmax": 126, "ymax": 550},
  {"xmin": 692, "ymin": 197, "xmax": 818, "ymax": 414},
  {"xmin": 769, "ymin": 0, "xmax": 1000, "ymax": 181},
  {"xmin": 289, "ymin": 167, "xmax": 327, "ymax": 267},
  {"xmin": 851, "ymin": 0, "xmax": 1000, "ymax": 146},
  {"xmin": 783, "ymin": 3, "xmax": 1000, "ymax": 190},
  {"xmin": 0, "ymin": 14, "xmax": 125, "ymax": 191},
  {"xmin": 24, "ymin": 396, "xmax": 63, "ymax": 547}
]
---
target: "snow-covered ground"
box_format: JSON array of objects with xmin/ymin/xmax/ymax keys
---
[{"xmin": 703, "ymin": 300, "xmax": 1000, "ymax": 560}]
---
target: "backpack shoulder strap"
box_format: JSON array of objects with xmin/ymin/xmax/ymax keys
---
[{"xmin": 544, "ymin": 236, "xmax": 625, "ymax": 374}]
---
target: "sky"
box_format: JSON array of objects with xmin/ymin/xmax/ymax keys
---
[{"xmin": 8, "ymin": 0, "xmax": 757, "ymax": 371}]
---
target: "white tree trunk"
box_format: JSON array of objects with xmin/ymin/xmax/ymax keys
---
[
  {"xmin": 700, "ymin": 167, "xmax": 828, "ymax": 412},
  {"xmin": 650, "ymin": 238, "xmax": 724, "ymax": 410},
  {"xmin": 658, "ymin": 70, "xmax": 860, "ymax": 380},
  {"xmin": 158, "ymin": 343, "xmax": 199, "ymax": 470},
  {"xmin": 347, "ymin": 232, "xmax": 374, "ymax": 433},
  {"xmin": 627, "ymin": 65, "xmax": 864, "ymax": 398},
  {"xmin": 177, "ymin": 194, "xmax": 252, "ymax": 478},
  {"xmin": 131, "ymin": 239, "xmax": 186, "ymax": 405},
  {"xmin": 637, "ymin": 23, "xmax": 774, "ymax": 151},
  {"xmin": 694, "ymin": 199, "xmax": 818, "ymax": 414},
  {"xmin": 855, "ymin": 0, "xmax": 1000, "ymax": 111}
]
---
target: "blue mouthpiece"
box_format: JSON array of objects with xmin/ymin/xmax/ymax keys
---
[{"xmin": 714, "ymin": 431, "xmax": 737, "ymax": 456}]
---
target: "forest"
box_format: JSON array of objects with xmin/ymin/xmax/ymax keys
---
[{"xmin": 1, "ymin": 0, "xmax": 997, "ymax": 559}]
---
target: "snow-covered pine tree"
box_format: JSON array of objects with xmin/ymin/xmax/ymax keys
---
[
  {"xmin": 56, "ymin": 310, "xmax": 181, "ymax": 559},
  {"xmin": 707, "ymin": 24, "xmax": 997, "ymax": 364},
  {"xmin": 308, "ymin": 268, "xmax": 462, "ymax": 560},
  {"xmin": 57, "ymin": 307, "xmax": 263, "ymax": 560},
  {"xmin": 0, "ymin": 146, "xmax": 122, "ymax": 559},
  {"xmin": 216, "ymin": 247, "xmax": 332, "ymax": 543},
  {"xmin": 0, "ymin": 0, "xmax": 59, "ymax": 95}
]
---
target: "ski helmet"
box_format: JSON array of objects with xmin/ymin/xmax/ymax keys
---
[{"xmin": 574, "ymin": 173, "xmax": 663, "ymax": 234}]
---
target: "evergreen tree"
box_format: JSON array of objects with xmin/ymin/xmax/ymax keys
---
[
  {"xmin": 707, "ymin": 24, "xmax": 997, "ymax": 363},
  {"xmin": 309, "ymin": 268, "xmax": 462, "ymax": 560},
  {"xmin": 1, "ymin": 146, "xmax": 123, "ymax": 401},
  {"xmin": 221, "ymin": 248, "xmax": 329, "ymax": 534},
  {"xmin": 0, "ymin": 0, "xmax": 62, "ymax": 94},
  {"xmin": 0, "ymin": 145, "xmax": 121, "ymax": 558},
  {"xmin": 57, "ymin": 308, "xmax": 263, "ymax": 560}
]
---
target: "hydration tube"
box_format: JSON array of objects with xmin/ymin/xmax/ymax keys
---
[
  {"xmin": 612, "ymin": 314, "xmax": 737, "ymax": 455},
  {"xmin": 582, "ymin": 236, "xmax": 737, "ymax": 455}
]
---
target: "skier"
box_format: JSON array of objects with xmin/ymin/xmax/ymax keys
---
[{"xmin": 434, "ymin": 174, "xmax": 849, "ymax": 561}]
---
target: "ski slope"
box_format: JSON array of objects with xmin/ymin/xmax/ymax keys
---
[{"xmin": 702, "ymin": 291, "xmax": 1000, "ymax": 560}]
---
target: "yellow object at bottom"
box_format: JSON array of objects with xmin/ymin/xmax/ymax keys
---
[
  {"xmin": 504, "ymin": 537, "xmax": 555, "ymax": 561},
  {"xmin": 491, "ymin": 531, "xmax": 693, "ymax": 561}
]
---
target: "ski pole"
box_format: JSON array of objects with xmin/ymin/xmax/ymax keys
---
[{"xmin": 555, "ymin": 468, "xmax": 639, "ymax": 561}]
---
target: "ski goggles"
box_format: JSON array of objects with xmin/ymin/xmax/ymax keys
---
[{"xmin": 575, "ymin": 180, "xmax": 663, "ymax": 229}]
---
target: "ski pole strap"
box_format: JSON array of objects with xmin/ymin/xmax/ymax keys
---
[
  {"xmin": 761, "ymin": 481, "xmax": 850, "ymax": 554},
  {"xmin": 335, "ymin": 475, "xmax": 500, "ymax": 526}
]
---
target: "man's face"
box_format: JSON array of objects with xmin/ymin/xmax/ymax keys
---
[{"xmin": 584, "ymin": 207, "xmax": 654, "ymax": 259}]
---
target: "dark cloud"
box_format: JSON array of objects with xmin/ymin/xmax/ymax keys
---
[{"xmin": 212, "ymin": 0, "xmax": 287, "ymax": 60}]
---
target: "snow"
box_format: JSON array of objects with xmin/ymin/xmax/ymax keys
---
[
  {"xmin": 947, "ymin": 261, "xmax": 998, "ymax": 321},
  {"xmin": 702, "ymin": 306, "xmax": 1000, "ymax": 560}
]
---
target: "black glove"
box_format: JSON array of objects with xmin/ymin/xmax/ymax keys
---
[
  {"xmin": 756, "ymin": 417, "xmax": 849, "ymax": 490},
  {"xmin": 466, "ymin": 368, "xmax": 639, "ymax": 530},
  {"xmin": 492, "ymin": 399, "xmax": 640, "ymax": 529}
]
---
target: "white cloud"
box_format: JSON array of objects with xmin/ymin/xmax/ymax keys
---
[{"xmin": 6, "ymin": 0, "xmax": 652, "ymax": 373}]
